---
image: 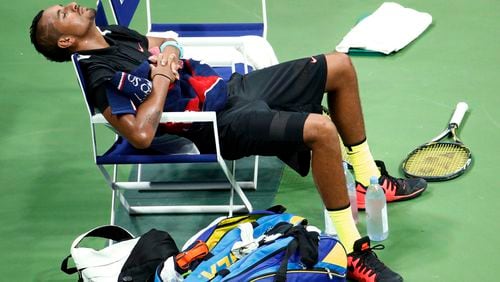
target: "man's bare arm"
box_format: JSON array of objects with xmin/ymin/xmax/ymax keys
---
[
  {"xmin": 102, "ymin": 53, "xmax": 179, "ymax": 149},
  {"xmin": 147, "ymin": 36, "xmax": 180, "ymax": 58}
]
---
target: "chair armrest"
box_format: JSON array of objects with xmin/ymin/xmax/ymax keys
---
[
  {"xmin": 91, "ymin": 111, "xmax": 217, "ymax": 125},
  {"xmin": 159, "ymin": 111, "xmax": 216, "ymax": 123}
]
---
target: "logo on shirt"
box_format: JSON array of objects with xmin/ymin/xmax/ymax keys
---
[{"xmin": 310, "ymin": 56, "xmax": 317, "ymax": 63}]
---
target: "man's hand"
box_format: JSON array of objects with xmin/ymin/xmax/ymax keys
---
[{"xmin": 149, "ymin": 53, "xmax": 180, "ymax": 82}]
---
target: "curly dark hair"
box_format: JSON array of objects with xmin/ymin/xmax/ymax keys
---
[{"xmin": 30, "ymin": 10, "xmax": 72, "ymax": 62}]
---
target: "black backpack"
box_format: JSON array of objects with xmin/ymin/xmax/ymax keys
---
[{"xmin": 118, "ymin": 228, "xmax": 180, "ymax": 282}]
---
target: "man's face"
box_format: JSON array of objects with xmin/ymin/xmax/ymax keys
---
[{"xmin": 40, "ymin": 2, "xmax": 96, "ymax": 42}]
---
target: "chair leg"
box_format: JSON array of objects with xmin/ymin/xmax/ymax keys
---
[
  {"xmin": 110, "ymin": 189, "xmax": 116, "ymax": 225},
  {"xmin": 218, "ymin": 157, "xmax": 253, "ymax": 213},
  {"xmin": 98, "ymin": 158, "xmax": 254, "ymax": 216},
  {"xmin": 231, "ymin": 156, "xmax": 259, "ymax": 190},
  {"xmin": 252, "ymin": 155, "xmax": 259, "ymax": 190}
]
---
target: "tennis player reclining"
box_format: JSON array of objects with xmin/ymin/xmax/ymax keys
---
[{"xmin": 30, "ymin": 3, "xmax": 427, "ymax": 281}]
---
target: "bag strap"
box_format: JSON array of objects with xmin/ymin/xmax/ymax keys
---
[
  {"xmin": 275, "ymin": 239, "xmax": 299, "ymax": 282},
  {"xmin": 266, "ymin": 205, "xmax": 287, "ymax": 214},
  {"xmin": 71, "ymin": 225, "xmax": 134, "ymax": 249},
  {"xmin": 61, "ymin": 255, "xmax": 78, "ymax": 275},
  {"xmin": 274, "ymin": 224, "xmax": 320, "ymax": 282},
  {"xmin": 61, "ymin": 225, "xmax": 134, "ymax": 275}
]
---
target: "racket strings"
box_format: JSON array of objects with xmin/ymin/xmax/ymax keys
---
[{"xmin": 404, "ymin": 143, "xmax": 469, "ymax": 177}]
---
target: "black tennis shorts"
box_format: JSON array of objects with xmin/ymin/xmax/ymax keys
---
[{"xmin": 211, "ymin": 54, "xmax": 328, "ymax": 176}]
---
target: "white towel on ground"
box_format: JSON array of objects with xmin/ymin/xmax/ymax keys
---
[{"xmin": 336, "ymin": 2, "xmax": 432, "ymax": 55}]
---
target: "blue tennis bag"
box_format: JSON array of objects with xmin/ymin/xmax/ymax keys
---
[
  {"xmin": 184, "ymin": 210, "xmax": 346, "ymax": 281},
  {"xmin": 155, "ymin": 207, "xmax": 347, "ymax": 281},
  {"xmin": 184, "ymin": 213, "xmax": 304, "ymax": 281},
  {"xmin": 211, "ymin": 225, "xmax": 347, "ymax": 282}
]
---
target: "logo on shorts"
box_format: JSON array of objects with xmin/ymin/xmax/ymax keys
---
[{"xmin": 310, "ymin": 56, "xmax": 317, "ymax": 63}]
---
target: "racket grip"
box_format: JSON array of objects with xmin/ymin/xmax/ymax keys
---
[{"xmin": 450, "ymin": 102, "xmax": 468, "ymax": 127}]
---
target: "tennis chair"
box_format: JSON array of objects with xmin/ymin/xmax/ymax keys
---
[
  {"xmin": 106, "ymin": 0, "xmax": 278, "ymax": 191},
  {"xmin": 72, "ymin": 53, "xmax": 254, "ymax": 224},
  {"xmin": 142, "ymin": 0, "xmax": 279, "ymax": 194}
]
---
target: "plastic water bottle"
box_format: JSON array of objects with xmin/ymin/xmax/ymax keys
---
[
  {"xmin": 344, "ymin": 162, "xmax": 358, "ymax": 223},
  {"xmin": 365, "ymin": 176, "xmax": 389, "ymax": 241},
  {"xmin": 324, "ymin": 207, "xmax": 337, "ymax": 236}
]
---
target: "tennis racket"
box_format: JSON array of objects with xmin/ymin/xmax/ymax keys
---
[{"xmin": 402, "ymin": 102, "xmax": 472, "ymax": 181}]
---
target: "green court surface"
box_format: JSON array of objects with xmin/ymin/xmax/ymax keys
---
[{"xmin": 1, "ymin": 0, "xmax": 499, "ymax": 281}]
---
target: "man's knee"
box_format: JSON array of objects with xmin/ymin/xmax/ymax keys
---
[
  {"xmin": 325, "ymin": 52, "xmax": 353, "ymax": 71},
  {"xmin": 303, "ymin": 114, "xmax": 338, "ymax": 147},
  {"xmin": 324, "ymin": 52, "xmax": 356, "ymax": 90}
]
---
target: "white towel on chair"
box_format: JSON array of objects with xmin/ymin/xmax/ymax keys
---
[
  {"xmin": 336, "ymin": 2, "xmax": 432, "ymax": 55},
  {"xmin": 182, "ymin": 36, "xmax": 278, "ymax": 70},
  {"xmin": 146, "ymin": 30, "xmax": 279, "ymax": 70}
]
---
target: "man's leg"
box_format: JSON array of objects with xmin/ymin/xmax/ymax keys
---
[
  {"xmin": 302, "ymin": 113, "xmax": 361, "ymax": 254},
  {"xmin": 303, "ymin": 112, "xmax": 403, "ymax": 282},
  {"xmin": 323, "ymin": 52, "xmax": 380, "ymax": 185},
  {"xmin": 303, "ymin": 53, "xmax": 407, "ymax": 282},
  {"xmin": 322, "ymin": 52, "xmax": 427, "ymax": 210},
  {"xmin": 300, "ymin": 53, "xmax": 384, "ymax": 253}
]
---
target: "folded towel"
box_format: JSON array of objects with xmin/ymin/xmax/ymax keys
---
[
  {"xmin": 182, "ymin": 36, "xmax": 278, "ymax": 70},
  {"xmin": 336, "ymin": 2, "xmax": 432, "ymax": 55}
]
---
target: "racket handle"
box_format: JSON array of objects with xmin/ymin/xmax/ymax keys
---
[{"xmin": 450, "ymin": 102, "xmax": 468, "ymax": 127}]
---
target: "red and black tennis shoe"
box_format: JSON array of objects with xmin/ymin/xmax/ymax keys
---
[
  {"xmin": 356, "ymin": 161, "xmax": 427, "ymax": 209},
  {"xmin": 347, "ymin": 236, "xmax": 403, "ymax": 282}
]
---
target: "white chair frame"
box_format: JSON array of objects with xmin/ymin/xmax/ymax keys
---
[{"xmin": 72, "ymin": 54, "xmax": 255, "ymax": 224}]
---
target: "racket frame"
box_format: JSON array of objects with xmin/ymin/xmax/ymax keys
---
[{"xmin": 401, "ymin": 102, "xmax": 472, "ymax": 181}]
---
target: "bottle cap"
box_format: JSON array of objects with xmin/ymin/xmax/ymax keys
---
[{"xmin": 370, "ymin": 176, "xmax": 379, "ymax": 185}]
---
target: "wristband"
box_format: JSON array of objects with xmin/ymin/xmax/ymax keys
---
[
  {"xmin": 159, "ymin": 40, "xmax": 184, "ymax": 58},
  {"xmin": 153, "ymin": 73, "xmax": 175, "ymax": 83}
]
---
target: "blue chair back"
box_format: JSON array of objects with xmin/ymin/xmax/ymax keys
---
[
  {"xmin": 95, "ymin": 0, "xmax": 109, "ymax": 26},
  {"xmin": 109, "ymin": 0, "xmax": 140, "ymax": 27},
  {"xmin": 150, "ymin": 23, "xmax": 264, "ymax": 37}
]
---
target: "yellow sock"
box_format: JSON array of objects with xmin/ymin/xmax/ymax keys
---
[
  {"xmin": 345, "ymin": 140, "xmax": 380, "ymax": 186},
  {"xmin": 328, "ymin": 206, "xmax": 361, "ymax": 253}
]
